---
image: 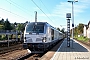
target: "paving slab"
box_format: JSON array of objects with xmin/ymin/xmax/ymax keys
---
[{"xmin": 51, "ymin": 38, "xmax": 90, "ymax": 60}]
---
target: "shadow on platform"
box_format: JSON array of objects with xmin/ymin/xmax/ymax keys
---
[{"xmin": 57, "ymin": 39, "xmax": 89, "ymax": 52}]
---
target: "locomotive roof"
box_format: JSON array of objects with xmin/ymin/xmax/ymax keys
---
[{"xmin": 27, "ymin": 22, "xmax": 54, "ymax": 27}]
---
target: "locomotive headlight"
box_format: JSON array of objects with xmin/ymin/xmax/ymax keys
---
[
  {"xmin": 24, "ymin": 39, "xmax": 27, "ymax": 42},
  {"xmin": 24, "ymin": 37, "xmax": 26, "ymax": 39},
  {"xmin": 42, "ymin": 39, "xmax": 46, "ymax": 42},
  {"xmin": 42, "ymin": 37, "xmax": 46, "ymax": 42},
  {"xmin": 24, "ymin": 37, "xmax": 27, "ymax": 42}
]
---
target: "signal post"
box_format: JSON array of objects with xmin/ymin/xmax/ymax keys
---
[{"xmin": 66, "ymin": 13, "xmax": 71, "ymax": 47}]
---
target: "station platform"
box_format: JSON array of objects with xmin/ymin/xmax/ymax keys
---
[{"xmin": 51, "ymin": 38, "xmax": 90, "ymax": 60}]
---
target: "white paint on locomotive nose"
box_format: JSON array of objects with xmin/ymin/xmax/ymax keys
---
[{"xmin": 27, "ymin": 49, "xmax": 31, "ymax": 53}]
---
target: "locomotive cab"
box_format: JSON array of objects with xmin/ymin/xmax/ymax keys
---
[{"xmin": 23, "ymin": 22, "xmax": 49, "ymax": 53}]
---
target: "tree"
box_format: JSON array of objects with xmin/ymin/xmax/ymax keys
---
[
  {"xmin": 57, "ymin": 27, "xmax": 60, "ymax": 31},
  {"xmin": 60, "ymin": 28, "xmax": 65, "ymax": 33},
  {"xmin": 25, "ymin": 21, "xmax": 28, "ymax": 24},
  {"xmin": 14, "ymin": 22, "xmax": 17, "ymax": 30},
  {"xmin": 73, "ymin": 23, "xmax": 84, "ymax": 37},
  {"xmin": 0, "ymin": 18, "xmax": 4, "ymax": 25},
  {"xmin": 74, "ymin": 26, "xmax": 78, "ymax": 37},
  {"xmin": 14, "ymin": 22, "xmax": 17, "ymax": 26},
  {"xmin": 16, "ymin": 23, "xmax": 25, "ymax": 32},
  {"xmin": 77, "ymin": 23, "xmax": 84, "ymax": 34},
  {"xmin": 4, "ymin": 18, "xmax": 12, "ymax": 30}
]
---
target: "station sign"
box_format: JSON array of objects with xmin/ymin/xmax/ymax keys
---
[{"xmin": 66, "ymin": 13, "xmax": 71, "ymax": 18}]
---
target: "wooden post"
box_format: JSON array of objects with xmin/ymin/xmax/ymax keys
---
[{"xmin": 8, "ymin": 34, "xmax": 9, "ymax": 47}]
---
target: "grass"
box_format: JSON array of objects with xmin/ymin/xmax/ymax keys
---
[{"xmin": 75, "ymin": 36, "xmax": 89, "ymax": 43}]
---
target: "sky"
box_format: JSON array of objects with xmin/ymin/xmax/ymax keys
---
[{"xmin": 0, "ymin": 0, "xmax": 90, "ymax": 30}]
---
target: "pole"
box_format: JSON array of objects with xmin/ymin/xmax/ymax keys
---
[
  {"xmin": 16, "ymin": 30, "xmax": 18, "ymax": 42},
  {"xmin": 35, "ymin": 11, "xmax": 37, "ymax": 22},
  {"xmin": 66, "ymin": 13, "xmax": 71, "ymax": 47},
  {"xmin": 20, "ymin": 31, "xmax": 21, "ymax": 41},
  {"xmin": 8, "ymin": 34, "xmax": 9, "ymax": 47},
  {"xmin": 72, "ymin": 2, "xmax": 74, "ymax": 48},
  {"xmin": 68, "ymin": 0, "xmax": 78, "ymax": 48},
  {"xmin": 67, "ymin": 18, "xmax": 70, "ymax": 47}
]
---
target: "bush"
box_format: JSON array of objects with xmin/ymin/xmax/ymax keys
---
[
  {"xmin": 0, "ymin": 35, "xmax": 8, "ymax": 40},
  {"xmin": 75, "ymin": 36, "xmax": 89, "ymax": 42}
]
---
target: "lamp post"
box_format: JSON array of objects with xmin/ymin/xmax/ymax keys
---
[{"xmin": 67, "ymin": 0, "xmax": 78, "ymax": 48}]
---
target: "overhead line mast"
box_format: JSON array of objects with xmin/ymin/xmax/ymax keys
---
[{"xmin": 35, "ymin": 11, "xmax": 37, "ymax": 22}]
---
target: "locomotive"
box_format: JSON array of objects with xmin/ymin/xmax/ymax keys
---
[{"xmin": 23, "ymin": 22, "xmax": 64, "ymax": 53}]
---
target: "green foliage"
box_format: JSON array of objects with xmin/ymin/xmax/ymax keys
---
[
  {"xmin": 0, "ymin": 25, "xmax": 3, "ymax": 30},
  {"xmin": 10, "ymin": 35, "xmax": 20, "ymax": 39},
  {"xmin": 56, "ymin": 27, "xmax": 65, "ymax": 33},
  {"xmin": 57, "ymin": 27, "xmax": 60, "ymax": 31},
  {"xmin": 18, "ymin": 35, "xmax": 21, "ymax": 38},
  {"xmin": 14, "ymin": 22, "xmax": 17, "ymax": 26},
  {"xmin": 0, "ymin": 18, "xmax": 4, "ymax": 30},
  {"xmin": 16, "ymin": 23, "xmax": 25, "ymax": 32},
  {"xmin": 4, "ymin": 18, "xmax": 13, "ymax": 30},
  {"xmin": 0, "ymin": 35, "xmax": 7, "ymax": 40},
  {"xmin": 0, "ymin": 18, "xmax": 26, "ymax": 32},
  {"xmin": 0, "ymin": 18, "xmax": 4, "ymax": 25},
  {"xmin": 73, "ymin": 23, "xmax": 84, "ymax": 38},
  {"xmin": 75, "ymin": 36, "xmax": 89, "ymax": 42},
  {"xmin": 77, "ymin": 23, "xmax": 84, "ymax": 34},
  {"xmin": 60, "ymin": 28, "xmax": 65, "ymax": 33},
  {"xmin": 0, "ymin": 18, "xmax": 26, "ymax": 40}
]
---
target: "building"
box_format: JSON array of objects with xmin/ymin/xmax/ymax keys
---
[{"xmin": 83, "ymin": 21, "xmax": 90, "ymax": 38}]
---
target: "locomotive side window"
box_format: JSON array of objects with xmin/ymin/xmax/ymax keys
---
[
  {"xmin": 26, "ymin": 22, "xmax": 44, "ymax": 33},
  {"xmin": 51, "ymin": 29, "xmax": 54, "ymax": 40}
]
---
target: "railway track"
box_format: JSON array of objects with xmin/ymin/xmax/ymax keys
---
[
  {"xmin": 18, "ymin": 39, "xmax": 64, "ymax": 60},
  {"xmin": 0, "ymin": 44, "xmax": 23, "ymax": 54},
  {"xmin": 18, "ymin": 53, "xmax": 44, "ymax": 60},
  {"xmin": 0, "ymin": 44, "xmax": 27, "ymax": 60},
  {"xmin": 0, "ymin": 39, "xmax": 64, "ymax": 60},
  {"xmin": 0, "ymin": 49, "xmax": 29, "ymax": 60},
  {"xmin": 1, "ymin": 38, "xmax": 89, "ymax": 60}
]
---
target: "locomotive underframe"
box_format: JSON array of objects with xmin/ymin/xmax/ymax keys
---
[{"xmin": 23, "ymin": 40, "xmax": 60, "ymax": 53}]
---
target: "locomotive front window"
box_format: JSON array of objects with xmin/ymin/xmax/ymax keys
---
[{"xmin": 26, "ymin": 22, "xmax": 44, "ymax": 33}]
